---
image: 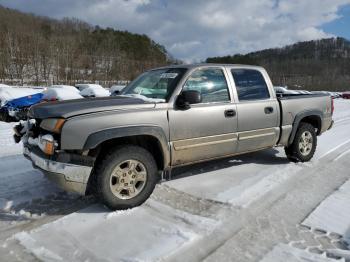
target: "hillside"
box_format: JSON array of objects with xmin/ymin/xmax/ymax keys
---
[
  {"xmin": 206, "ymin": 38, "xmax": 350, "ymax": 91},
  {"xmin": 0, "ymin": 6, "xmax": 170, "ymax": 86}
]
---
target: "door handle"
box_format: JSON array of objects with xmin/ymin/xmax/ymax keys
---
[
  {"xmin": 224, "ymin": 109, "xmax": 236, "ymax": 118},
  {"xmin": 264, "ymin": 107, "xmax": 274, "ymax": 114}
]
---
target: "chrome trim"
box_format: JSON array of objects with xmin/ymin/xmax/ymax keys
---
[
  {"xmin": 238, "ymin": 127, "xmax": 277, "ymax": 141},
  {"xmin": 23, "ymin": 147, "xmax": 92, "ymax": 194},
  {"xmin": 173, "ymin": 133, "xmax": 238, "ymax": 151},
  {"xmin": 239, "ymin": 132, "xmax": 276, "ymax": 141}
]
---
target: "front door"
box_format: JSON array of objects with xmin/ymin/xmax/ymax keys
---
[{"xmin": 169, "ymin": 67, "xmax": 238, "ymax": 166}]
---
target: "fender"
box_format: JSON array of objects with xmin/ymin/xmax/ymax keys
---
[
  {"xmin": 288, "ymin": 110, "xmax": 323, "ymax": 145},
  {"xmin": 83, "ymin": 125, "xmax": 170, "ymax": 168}
]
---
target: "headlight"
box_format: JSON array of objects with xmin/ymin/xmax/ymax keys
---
[
  {"xmin": 38, "ymin": 134, "xmax": 56, "ymax": 155},
  {"xmin": 40, "ymin": 118, "xmax": 65, "ymax": 133}
]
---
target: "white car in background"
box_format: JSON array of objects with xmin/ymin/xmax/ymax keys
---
[
  {"xmin": 50, "ymin": 85, "xmax": 80, "ymax": 93},
  {"xmin": 110, "ymin": 85, "xmax": 126, "ymax": 96},
  {"xmin": 42, "ymin": 85, "xmax": 83, "ymax": 101},
  {"xmin": 76, "ymin": 84, "xmax": 110, "ymax": 97}
]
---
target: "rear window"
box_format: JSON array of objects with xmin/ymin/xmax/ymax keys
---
[{"xmin": 231, "ymin": 69, "xmax": 270, "ymax": 101}]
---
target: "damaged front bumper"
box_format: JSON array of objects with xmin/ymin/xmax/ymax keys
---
[{"xmin": 23, "ymin": 146, "xmax": 93, "ymax": 195}]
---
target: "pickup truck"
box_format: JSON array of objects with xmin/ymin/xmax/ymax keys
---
[{"xmin": 14, "ymin": 64, "xmax": 334, "ymax": 210}]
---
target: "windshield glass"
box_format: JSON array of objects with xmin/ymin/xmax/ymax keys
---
[{"xmin": 121, "ymin": 68, "xmax": 187, "ymax": 102}]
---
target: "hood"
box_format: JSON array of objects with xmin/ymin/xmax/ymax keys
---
[{"xmin": 29, "ymin": 96, "xmax": 155, "ymax": 119}]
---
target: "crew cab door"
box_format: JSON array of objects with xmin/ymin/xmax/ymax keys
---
[
  {"xmin": 168, "ymin": 67, "xmax": 238, "ymax": 165},
  {"xmin": 229, "ymin": 68, "xmax": 280, "ymax": 152}
]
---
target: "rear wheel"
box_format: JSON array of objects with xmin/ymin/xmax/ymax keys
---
[
  {"xmin": 284, "ymin": 123, "xmax": 317, "ymax": 162},
  {"xmin": 95, "ymin": 145, "xmax": 158, "ymax": 210}
]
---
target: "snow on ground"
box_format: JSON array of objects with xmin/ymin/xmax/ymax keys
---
[
  {"xmin": 260, "ymin": 243, "xmax": 335, "ymax": 262},
  {"xmin": 0, "ymin": 122, "xmax": 22, "ymax": 157},
  {"xmin": 0, "ymin": 122, "xmax": 63, "ymax": 211},
  {"xmin": 15, "ymin": 199, "xmax": 219, "ymax": 262},
  {"xmin": 0, "ymin": 99, "xmax": 350, "ymax": 261},
  {"xmin": 303, "ymin": 179, "xmax": 350, "ymax": 243}
]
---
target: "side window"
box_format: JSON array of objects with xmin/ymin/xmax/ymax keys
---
[
  {"xmin": 231, "ymin": 69, "xmax": 270, "ymax": 101},
  {"xmin": 183, "ymin": 68, "xmax": 230, "ymax": 103}
]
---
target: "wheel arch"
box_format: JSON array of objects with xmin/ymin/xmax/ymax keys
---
[
  {"xmin": 288, "ymin": 110, "xmax": 322, "ymax": 145},
  {"xmin": 84, "ymin": 126, "xmax": 170, "ymax": 171}
]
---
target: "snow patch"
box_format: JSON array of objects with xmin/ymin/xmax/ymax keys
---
[
  {"xmin": 216, "ymin": 164, "xmax": 303, "ymax": 207},
  {"xmin": 303, "ymin": 179, "xmax": 350, "ymax": 242},
  {"xmin": 42, "ymin": 88, "xmax": 83, "ymax": 101},
  {"xmin": 260, "ymin": 243, "xmax": 333, "ymax": 262},
  {"xmin": 14, "ymin": 200, "xmax": 218, "ymax": 261},
  {"xmin": 16, "ymin": 232, "xmax": 64, "ymax": 261}
]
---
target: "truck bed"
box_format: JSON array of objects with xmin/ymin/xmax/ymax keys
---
[{"xmin": 276, "ymin": 93, "xmax": 333, "ymax": 146}]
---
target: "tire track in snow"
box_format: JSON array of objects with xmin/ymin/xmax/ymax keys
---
[{"xmin": 319, "ymin": 138, "xmax": 350, "ymax": 159}]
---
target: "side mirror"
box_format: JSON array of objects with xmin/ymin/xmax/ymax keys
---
[{"xmin": 176, "ymin": 90, "xmax": 202, "ymax": 109}]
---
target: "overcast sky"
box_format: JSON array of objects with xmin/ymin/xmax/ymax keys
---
[{"xmin": 1, "ymin": 0, "xmax": 350, "ymax": 61}]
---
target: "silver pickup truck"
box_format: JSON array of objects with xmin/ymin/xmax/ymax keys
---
[{"xmin": 14, "ymin": 64, "xmax": 334, "ymax": 210}]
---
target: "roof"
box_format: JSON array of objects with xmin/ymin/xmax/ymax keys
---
[{"xmin": 152, "ymin": 63, "xmax": 264, "ymax": 71}]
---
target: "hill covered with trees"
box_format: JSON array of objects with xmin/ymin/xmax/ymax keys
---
[
  {"xmin": 207, "ymin": 38, "xmax": 350, "ymax": 91},
  {"xmin": 0, "ymin": 6, "xmax": 171, "ymax": 86}
]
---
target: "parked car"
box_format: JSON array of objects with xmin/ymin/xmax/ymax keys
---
[
  {"xmin": 2, "ymin": 93, "xmax": 43, "ymax": 121},
  {"xmin": 0, "ymin": 85, "xmax": 42, "ymax": 122},
  {"xmin": 75, "ymin": 84, "xmax": 103, "ymax": 91},
  {"xmin": 42, "ymin": 87, "xmax": 83, "ymax": 101},
  {"xmin": 75, "ymin": 84, "xmax": 110, "ymax": 97},
  {"xmin": 50, "ymin": 85, "xmax": 80, "ymax": 93},
  {"xmin": 15, "ymin": 64, "xmax": 334, "ymax": 210},
  {"xmin": 110, "ymin": 85, "xmax": 126, "ymax": 96},
  {"xmin": 342, "ymin": 92, "xmax": 350, "ymax": 99},
  {"xmin": 80, "ymin": 86, "xmax": 110, "ymax": 97}
]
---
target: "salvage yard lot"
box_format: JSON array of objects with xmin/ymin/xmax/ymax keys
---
[{"xmin": 1, "ymin": 99, "xmax": 350, "ymax": 261}]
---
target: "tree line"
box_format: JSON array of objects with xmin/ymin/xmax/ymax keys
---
[
  {"xmin": 0, "ymin": 6, "xmax": 171, "ymax": 86},
  {"xmin": 207, "ymin": 37, "xmax": 350, "ymax": 91}
]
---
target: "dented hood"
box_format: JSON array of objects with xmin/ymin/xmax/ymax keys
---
[{"xmin": 28, "ymin": 96, "xmax": 155, "ymax": 119}]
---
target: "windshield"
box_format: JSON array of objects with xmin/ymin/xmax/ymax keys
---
[{"xmin": 121, "ymin": 68, "xmax": 187, "ymax": 102}]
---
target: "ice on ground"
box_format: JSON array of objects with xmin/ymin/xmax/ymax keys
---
[
  {"xmin": 260, "ymin": 244, "xmax": 334, "ymax": 262},
  {"xmin": 0, "ymin": 121, "xmax": 64, "ymax": 211},
  {"xmin": 0, "ymin": 122, "xmax": 22, "ymax": 157},
  {"xmin": 14, "ymin": 199, "xmax": 218, "ymax": 262},
  {"xmin": 0, "ymin": 154, "xmax": 62, "ymax": 211},
  {"xmin": 303, "ymin": 179, "xmax": 350, "ymax": 242},
  {"xmin": 216, "ymin": 163, "xmax": 303, "ymax": 207}
]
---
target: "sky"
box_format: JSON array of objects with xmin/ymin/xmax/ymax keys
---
[{"xmin": 1, "ymin": 0, "xmax": 350, "ymax": 62}]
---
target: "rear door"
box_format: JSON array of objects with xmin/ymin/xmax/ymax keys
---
[
  {"xmin": 229, "ymin": 68, "xmax": 280, "ymax": 152},
  {"xmin": 168, "ymin": 66, "xmax": 238, "ymax": 165}
]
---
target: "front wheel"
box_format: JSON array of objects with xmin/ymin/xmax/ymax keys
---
[
  {"xmin": 95, "ymin": 145, "xmax": 159, "ymax": 210},
  {"xmin": 284, "ymin": 123, "xmax": 317, "ymax": 162}
]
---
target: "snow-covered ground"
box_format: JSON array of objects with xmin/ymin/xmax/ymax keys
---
[{"xmin": 0, "ymin": 99, "xmax": 350, "ymax": 261}]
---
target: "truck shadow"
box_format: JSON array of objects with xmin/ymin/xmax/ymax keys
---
[{"xmin": 171, "ymin": 148, "xmax": 290, "ymax": 180}]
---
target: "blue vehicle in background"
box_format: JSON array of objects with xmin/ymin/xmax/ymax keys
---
[{"xmin": 0, "ymin": 92, "xmax": 43, "ymax": 122}]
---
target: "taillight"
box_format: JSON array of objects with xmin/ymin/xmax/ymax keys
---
[{"xmin": 331, "ymin": 98, "xmax": 334, "ymax": 115}]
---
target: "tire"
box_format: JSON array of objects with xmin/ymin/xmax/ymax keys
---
[
  {"xmin": 284, "ymin": 123, "xmax": 317, "ymax": 162},
  {"xmin": 95, "ymin": 145, "xmax": 159, "ymax": 210}
]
